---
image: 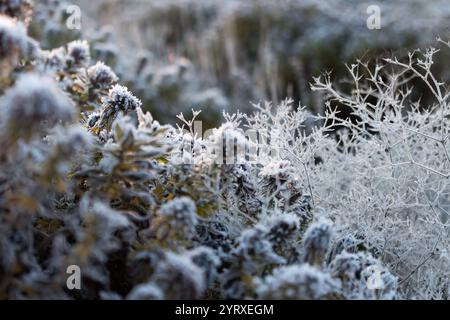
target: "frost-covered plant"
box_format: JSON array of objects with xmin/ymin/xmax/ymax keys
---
[
  {"xmin": 3, "ymin": 1, "xmax": 449, "ymax": 301},
  {"xmin": 306, "ymin": 42, "xmax": 450, "ymax": 299},
  {"xmin": 87, "ymin": 61, "xmax": 118, "ymax": 90},
  {"xmin": 0, "ymin": 14, "xmax": 36, "ymax": 85},
  {"xmin": 329, "ymin": 251, "xmax": 397, "ymax": 300}
]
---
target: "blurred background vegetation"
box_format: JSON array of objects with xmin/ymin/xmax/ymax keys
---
[{"xmin": 31, "ymin": 0, "xmax": 450, "ymax": 127}]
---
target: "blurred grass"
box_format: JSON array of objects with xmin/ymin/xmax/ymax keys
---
[{"xmin": 66, "ymin": 0, "xmax": 450, "ymax": 124}]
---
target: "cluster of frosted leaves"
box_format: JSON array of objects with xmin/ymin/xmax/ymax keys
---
[{"xmin": 0, "ymin": 2, "xmax": 400, "ymax": 300}]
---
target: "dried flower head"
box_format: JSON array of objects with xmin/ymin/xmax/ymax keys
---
[
  {"xmin": 126, "ymin": 283, "xmax": 163, "ymax": 300},
  {"xmin": 0, "ymin": 15, "xmax": 36, "ymax": 78},
  {"xmin": 95, "ymin": 84, "xmax": 142, "ymax": 131},
  {"xmin": 264, "ymin": 213, "xmax": 300, "ymax": 246},
  {"xmin": 87, "ymin": 61, "xmax": 118, "ymax": 89},
  {"xmin": 67, "ymin": 40, "xmax": 90, "ymax": 67}
]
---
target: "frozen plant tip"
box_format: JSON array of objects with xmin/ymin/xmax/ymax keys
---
[
  {"xmin": 67, "ymin": 40, "xmax": 91, "ymax": 67},
  {"xmin": 94, "ymin": 84, "xmax": 142, "ymax": 131},
  {"xmin": 87, "ymin": 61, "xmax": 119, "ymax": 89}
]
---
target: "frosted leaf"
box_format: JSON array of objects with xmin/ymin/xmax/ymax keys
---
[{"xmin": 79, "ymin": 197, "xmax": 131, "ymax": 238}]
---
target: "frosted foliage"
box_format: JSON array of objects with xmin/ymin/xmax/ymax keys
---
[
  {"xmin": 303, "ymin": 218, "xmax": 333, "ymax": 266},
  {"xmin": 2, "ymin": 0, "xmax": 450, "ymax": 300},
  {"xmin": 255, "ymin": 264, "xmax": 339, "ymax": 300},
  {"xmin": 306, "ymin": 45, "xmax": 450, "ymax": 299}
]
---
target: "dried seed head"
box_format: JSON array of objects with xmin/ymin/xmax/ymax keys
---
[
  {"xmin": 126, "ymin": 283, "xmax": 163, "ymax": 300},
  {"xmin": 67, "ymin": 40, "xmax": 90, "ymax": 67},
  {"xmin": 87, "ymin": 61, "xmax": 118, "ymax": 89},
  {"xmin": 152, "ymin": 252, "xmax": 205, "ymax": 299},
  {"xmin": 104, "ymin": 84, "xmax": 142, "ymax": 112}
]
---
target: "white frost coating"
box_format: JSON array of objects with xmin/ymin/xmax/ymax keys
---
[
  {"xmin": 259, "ymin": 160, "xmax": 294, "ymax": 178},
  {"xmin": 105, "ymin": 84, "xmax": 142, "ymax": 111},
  {"xmin": 126, "ymin": 283, "xmax": 164, "ymax": 300},
  {"xmin": 83, "ymin": 199, "xmax": 130, "ymax": 230}
]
